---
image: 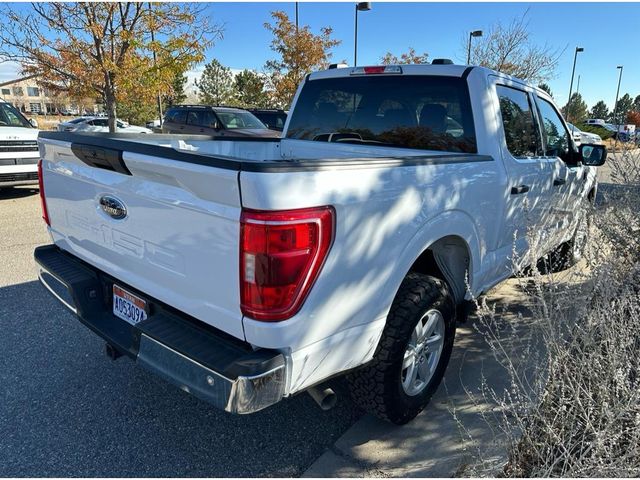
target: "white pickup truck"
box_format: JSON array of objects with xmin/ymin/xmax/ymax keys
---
[
  {"xmin": 0, "ymin": 100, "xmax": 40, "ymax": 188},
  {"xmin": 35, "ymin": 64, "xmax": 606, "ymax": 424}
]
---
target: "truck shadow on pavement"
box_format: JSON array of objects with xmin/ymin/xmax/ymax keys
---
[
  {"xmin": 0, "ymin": 280, "xmax": 363, "ymax": 477},
  {"xmin": 0, "ymin": 186, "xmax": 39, "ymax": 200}
]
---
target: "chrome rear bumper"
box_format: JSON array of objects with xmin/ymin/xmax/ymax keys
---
[{"xmin": 35, "ymin": 244, "xmax": 286, "ymax": 414}]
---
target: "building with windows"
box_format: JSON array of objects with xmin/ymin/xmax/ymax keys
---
[{"xmin": 0, "ymin": 75, "xmax": 101, "ymax": 115}]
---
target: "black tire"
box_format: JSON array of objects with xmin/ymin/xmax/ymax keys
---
[
  {"xmin": 346, "ymin": 273, "xmax": 456, "ymax": 425},
  {"xmin": 542, "ymin": 203, "xmax": 591, "ymax": 273}
]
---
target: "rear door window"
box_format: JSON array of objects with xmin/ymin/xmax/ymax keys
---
[
  {"xmin": 286, "ymin": 75, "xmax": 477, "ymax": 153},
  {"xmin": 166, "ymin": 109, "xmax": 187, "ymax": 124},
  {"xmin": 496, "ymin": 85, "xmax": 542, "ymax": 158},
  {"xmin": 187, "ymin": 110, "xmax": 216, "ymax": 127}
]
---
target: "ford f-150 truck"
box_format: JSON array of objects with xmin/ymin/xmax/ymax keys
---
[{"xmin": 35, "ymin": 64, "xmax": 606, "ymax": 424}]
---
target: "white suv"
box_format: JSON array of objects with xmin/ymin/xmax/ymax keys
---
[
  {"xmin": 57, "ymin": 116, "xmax": 152, "ymax": 133},
  {"xmin": 0, "ymin": 101, "xmax": 39, "ymax": 188}
]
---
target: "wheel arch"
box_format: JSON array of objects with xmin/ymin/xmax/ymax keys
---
[
  {"xmin": 386, "ymin": 210, "xmax": 483, "ymax": 306},
  {"xmin": 409, "ymin": 236, "xmax": 472, "ymax": 304}
]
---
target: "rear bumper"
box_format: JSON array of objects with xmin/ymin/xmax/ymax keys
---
[{"xmin": 34, "ymin": 244, "xmax": 286, "ymax": 414}]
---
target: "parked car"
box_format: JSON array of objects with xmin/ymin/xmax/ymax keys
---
[
  {"xmin": 0, "ymin": 100, "xmax": 40, "ymax": 188},
  {"xmin": 566, "ymin": 122, "xmax": 582, "ymax": 146},
  {"xmin": 57, "ymin": 116, "xmax": 152, "ymax": 133},
  {"xmin": 247, "ymin": 108, "xmax": 288, "ymax": 131},
  {"xmin": 36, "ymin": 64, "xmax": 606, "ymax": 425},
  {"xmin": 566, "ymin": 122, "xmax": 603, "ymax": 145},
  {"xmin": 161, "ymin": 105, "xmax": 280, "ymax": 138},
  {"xmin": 614, "ymin": 124, "xmax": 636, "ymax": 142}
]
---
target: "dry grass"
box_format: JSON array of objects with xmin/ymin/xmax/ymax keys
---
[{"xmin": 463, "ymin": 144, "xmax": 640, "ymax": 477}]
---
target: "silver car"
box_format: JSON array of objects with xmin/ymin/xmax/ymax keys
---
[
  {"xmin": 566, "ymin": 122, "xmax": 603, "ymax": 146},
  {"xmin": 57, "ymin": 117, "xmax": 152, "ymax": 133}
]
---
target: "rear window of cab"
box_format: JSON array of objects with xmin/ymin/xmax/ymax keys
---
[{"xmin": 285, "ymin": 75, "xmax": 477, "ymax": 153}]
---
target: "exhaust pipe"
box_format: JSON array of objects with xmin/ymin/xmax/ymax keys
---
[
  {"xmin": 105, "ymin": 343, "xmax": 123, "ymax": 361},
  {"xmin": 307, "ymin": 386, "xmax": 337, "ymax": 411}
]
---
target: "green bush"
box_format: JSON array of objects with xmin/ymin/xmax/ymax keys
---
[{"xmin": 577, "ymin": 123, "xmax": 614, "ymax": 140}]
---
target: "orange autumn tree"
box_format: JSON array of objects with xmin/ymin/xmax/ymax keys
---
[
  {"xmin": 626, "ymin": 111, "xmax": 640, "ymax": 128},
  {"xmin": 263, "ymin": 11, "xmax": 340, "ymax": 108},
  {"xmin": 380, "ymin": 47, "xmax": 429, "ymax": 65},
  {"xmin": 0, "ymin": 3, "xmax": 220, "ymax": 131}
]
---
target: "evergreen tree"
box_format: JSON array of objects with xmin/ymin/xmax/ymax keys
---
[
  {"xmin": 589, "ymin": 100, "xmax": 609, "ymax": 121},
  {"xmin": 165, "ymin": 71, "xmax": 188, "ymax": 107},
  {"xmin": 233, "ymin": 70, "xmax": 269, "ymax": 107},
  {"xmin": 611, "ymin": 93, "xmax": 633, "ymax": 125},
  {"xmin": 562, "ymin": 92, "xmax": 588, "ymax": 123},
  {"xmin": 197, "ymin": 59, "xmax": 235, "ymax": 105},
  {"xmin": 537, "ymin": 83, "xmax": 553, "ymax": 98}
]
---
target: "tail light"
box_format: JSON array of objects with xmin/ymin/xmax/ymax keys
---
[
  {"xmin": 240, "ymin": 206, "xmax": 335, "ymax": 321},
  {"xmin": 37, "ymin": 159, "xmax": 50, "ymax": 226}
]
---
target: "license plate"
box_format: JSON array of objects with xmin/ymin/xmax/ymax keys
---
[{"xmin": 113, "ymin": 284, "xmax": 147, "ymax": 325}]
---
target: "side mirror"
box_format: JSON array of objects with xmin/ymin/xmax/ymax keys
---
[
  {"xmin": 580, "ymin": 144, "xmax": 607, "ymax": 166},
  {"xmin": 29, "ymin": 118, "xmax": 38, "ymax": 128},
  {"xmin": 210, "ymin": 121, "xmax": 221, "ymax": 131}
]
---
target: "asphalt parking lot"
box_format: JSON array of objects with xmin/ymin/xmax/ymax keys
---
[
  {"xmin": 0, "ymin": 186, "xmax": 363, "ymax": 477},
  {"xmin": 0, "ymin": 157, "xmax": 626, "ymax": 477}
]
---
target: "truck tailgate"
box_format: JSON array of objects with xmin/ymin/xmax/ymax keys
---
[{"xmin": 39, "ymin": 134, "xmax": 245, "ymax": 339}]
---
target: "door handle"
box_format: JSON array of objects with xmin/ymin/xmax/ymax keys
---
[
  {"xmin": 511, "ymin": 185, "xmax": 530, "ymax": 195},
  {"xmin": 553, "ymin": 178, "xmax": 566, "ymax": 186}
]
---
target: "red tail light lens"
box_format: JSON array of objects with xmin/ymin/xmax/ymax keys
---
[
  {"xmin": 37, "ymin": 159, "xmax": 50, "ymax": 226},
  {"xmin": 240, "ymin": 206, "xmax": 335, "ymax": 321}
]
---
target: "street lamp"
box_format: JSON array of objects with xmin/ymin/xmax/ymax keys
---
[
  {"xmin": 566, "ymin": 46, "xmax": 584, "ymax": 122},
  {"xmin": 148, "ymin": 2, "xmax": 163, "ymax": 128},
  {"xmin": 466, "ymin": 30, "xmax": 482, "ymax": 65},
  {"xmin": 612, "ymin": 65, "xmax": 623, "ymax": 145},
  {"xmin": 354, "ymin": 2, "xmax": 371, "ymax": 66}
]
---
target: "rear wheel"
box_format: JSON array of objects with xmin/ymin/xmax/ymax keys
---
[{"xmin": 346, "ymin": 273, "xmax": 456, "ymax": 425}]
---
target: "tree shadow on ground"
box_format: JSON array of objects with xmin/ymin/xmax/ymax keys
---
[{"xmin": 0, "ymin": 280, "xmax": 364, "ymax": 477}]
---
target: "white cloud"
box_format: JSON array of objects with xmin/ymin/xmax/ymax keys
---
[{"xmin": 0, "ymin": 60, "xmax": 22, "ymax": 83}]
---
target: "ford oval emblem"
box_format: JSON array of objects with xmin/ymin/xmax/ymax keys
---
[{"xmin": 99, "ymin": 195, "xmax": 127, "ymax": 220}]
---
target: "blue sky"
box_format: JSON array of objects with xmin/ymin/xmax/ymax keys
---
[{"xmin": 1, "ymin": 2, "xmax": 638, "ymax": 110}]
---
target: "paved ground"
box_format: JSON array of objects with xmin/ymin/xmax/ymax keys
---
[
  {"xmin": 1, "ymin": 153, "xmax": 630, "ymax": 477},
  {"xmin": 303, "ymin": 153, "xmax": 634, "ymax": 477},
  {"xmin": 304, "ymin": 279, "xmax": 536, "ymax": 477},
  {"xmin": 0, "ymin": 186, "xmax": 363, "ymax": 477}
]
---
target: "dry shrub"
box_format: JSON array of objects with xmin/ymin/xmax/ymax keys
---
[{"xmin": 465, "ymin": 143, "xmax": 640, "ymax": 477}]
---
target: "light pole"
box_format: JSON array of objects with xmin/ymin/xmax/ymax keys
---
[
  {"xmin": 354, "ymin": 2, "xmax": 371, "ymax": 66},
  {"xmin": 295, "ymin": 2, "xmax": 298, "ymax": 32},
  {"xmin": 148, "ymin": 2, "xmax": 163, "ymax": 128},
  {"xmin": 566, "ymin": 46, "xmax": 583, "ymax": 122},
  {"xmin": 612, "ymin": 65, "xmax": 623, "ymax": 146},
  {"xmin": 466, "ymin": 30, "xmax": 482, "ymax": 65}
]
